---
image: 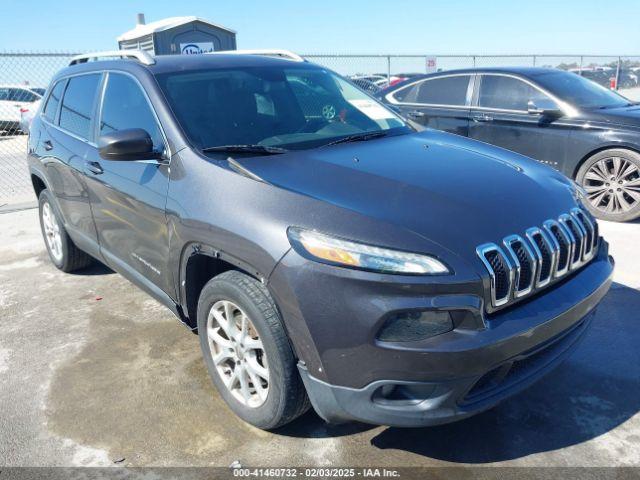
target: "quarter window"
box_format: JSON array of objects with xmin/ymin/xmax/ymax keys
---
[
  {"xmin": 59, "ymin": 74, "xmax": 101, "ymax": 139},
  {"xmin": 478, "ymin": 75, "xmax": 548, "ymax": 111},
  {"xmin": 43, "ymin": 81, "xmax": 65, "ymax": 123},
  {"xmin": 99, "ymin": 73, "xmax": 164, "ymax": 151},
  {"xmin": 393, "ymin": 75, "xmax": 471, "ymax": 106}
]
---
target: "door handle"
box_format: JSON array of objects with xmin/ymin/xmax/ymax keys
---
[
  {"xmin": 408, "ymin": 110, "xmax": 426, "ymax": 118},
  {"xmin": 85, "ymin": 161, "xmax": 104, "ymax": 175},
  {"xmin": 472, "ymin": 113, "xmax": 493, "ymax": 122},
  {"xmin": 43, "ymin": 140, "xmax": 53, "ymax": 151}
]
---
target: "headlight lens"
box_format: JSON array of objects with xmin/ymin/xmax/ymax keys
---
[{"xmin": 288, "ymin": 228, "xmax": 450, "ymax": 275}]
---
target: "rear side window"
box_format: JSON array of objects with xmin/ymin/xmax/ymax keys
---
[
  {"xmin": 43, "ymin": 81, "xmax": 65, "ymax": 123},
  {"xmin": 479, "ymin": 75, "xmax": 548, "ymax": 111},
  {"xmin": 99, "ymin": 73, "xmax": 164, "ymax": 151},
  {"xmin": 59, "ymin": 74, "xmax": 101, "ymax": 139},
  {"xmin": 393, "ymin": 76, "xmax": 471, "ymax": 106}
]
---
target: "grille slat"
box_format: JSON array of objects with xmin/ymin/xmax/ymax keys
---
[{"xmin": 479, "ymin": 211, "xmax": 599, "ymax": 310}]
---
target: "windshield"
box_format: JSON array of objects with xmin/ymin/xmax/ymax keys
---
[
  {"xmin": 30, "ymin": 88, "xmax": 46, "ymax": 96},
  {"xmin": 156, "ymin": 65, "xmax": 409, "ymax": 151},
  {"xmin": 534, "ymin": 71, "xmax": 630, "ymax": 109}
]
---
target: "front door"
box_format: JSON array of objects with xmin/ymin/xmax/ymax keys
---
[
  {"xmin": 469, "ymin": 74, "xmax": 574, "ymax": 171},
  {"xmin": 83, "ymin": 72, "xmax": 172, "ymax": 294},
  {"xmin": 385, "ymin": 74, "xmax": 473, "ymax": 137}
]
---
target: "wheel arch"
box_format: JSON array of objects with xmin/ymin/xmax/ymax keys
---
[
  {"xmin": 29, "ymin": 168, "xmax": 51, "ymax": 198},
  {"xmin": 572, "ymin": 143, "xmax": 640, "ymax": 179},
  {"xmin": 178, "ymin": 242, "xmax": 267, "ymax": 330}
]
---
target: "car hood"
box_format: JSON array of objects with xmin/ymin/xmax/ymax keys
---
[{"xmin": 233, "ymin": 130, "xmax": 581, "ymax": 256}]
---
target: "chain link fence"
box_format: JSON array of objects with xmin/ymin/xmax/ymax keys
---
[
  {"xmin": 0, "ymin": 52, "xmax": 78, "ymax": 208},
  {"xmin": 1, "ymin": 52, "xmax": 640, "ymax": 208}
]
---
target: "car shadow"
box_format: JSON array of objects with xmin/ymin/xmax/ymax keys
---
[
  {"xmin": 275, "ymin": 408, "xmax": 376, "ymax": 438},
  {"xmin": 70, "ymin": 260, "xmax": 114, "ymax": 276},
  {"xmin": 369, "ymin": 282, "xmax": 640, "ymax": 462}
]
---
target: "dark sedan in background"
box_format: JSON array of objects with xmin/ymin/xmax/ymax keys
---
[{"xmin": 377, "ymin": 67, "xmax": 640, "ymax": 222}]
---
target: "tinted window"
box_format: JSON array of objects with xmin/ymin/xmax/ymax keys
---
[
  {"xmin": 59, "ymin": 74, "xmax": 101, "ymax": 139},
  {"xmin": 393, "ymin": 76, "xmax": 471, "ymax": 105},
  {"xmin": 479, "ymin": 75, "xmax": 547, "ymax": 111},
  {"xmin": 534, "ymin": 71, "xmax": 629, "ymax": 109},
  {"xmin": 0, "ymin": 88, "xmax": 10, "ymax": 101},
  {"xmin": 43, "ymin": 81, "xmax": 65, "ymax": 123},
  {"xmin": 99, "ymin": 74, "xmax": 164, "ymax": 151}
]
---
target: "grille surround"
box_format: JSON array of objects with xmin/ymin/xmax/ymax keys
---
[{"xmin": 478, "ymin": 210, "xmax": 599, "ymax": 310}]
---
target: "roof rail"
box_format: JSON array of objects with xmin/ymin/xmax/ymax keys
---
[
  {"xmin": 207, "ymin": 49, "xmax": 305, "ymax": 62},
  {"xmin": 69, "ymin": 50, "xmax": 155, "ymax": 66}
]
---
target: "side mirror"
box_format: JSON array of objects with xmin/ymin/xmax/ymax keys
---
[
  {"xmin": 98, "ymin": 128, "xmax": 162, "ymax": 161},
  {"xmin": 527, "ymin": 99, "xmax": 562, "ymax": 117}
]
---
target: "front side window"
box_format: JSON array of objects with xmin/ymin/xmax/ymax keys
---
[
  {"xmin": 156, "ymin": 66, "xmax": 408, "ymax": 151},
  {"xmin": 534, "ymin": 71, "xmax": 630, "ymax": 109},
  {"xmin": 478, "ymin": 75, "xmax": 548, "ymax": 111},
  {"xmin": 99, "ymin": 73, "xmax": 164, "ymax": 152},
  {"xmin": 43, "ymin": 81, "xmax": 66, "ymax": 123},
  {"xmin": 59, "ymin": 74, "xmax": 101, "ymax": 139}
]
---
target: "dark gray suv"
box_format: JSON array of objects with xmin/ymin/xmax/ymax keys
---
[{"xmin": 27, "ymin": 51, "xmax": 614, "ymax": 429}]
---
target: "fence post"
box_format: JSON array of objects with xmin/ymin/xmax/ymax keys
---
[
  {"xmin": 615, "ymin": 56, "xmax": 621, "ymax": 90},
  {"xmin": 386, "ymin": 55, "xmax": 391, "ymax": 87},
  {"xmin": 532, "ymin": 55, "xmax": 536, "ymax": 67},
  {"xmin": 472, "ymin": 55, "xmax": 476, "ymax": 68},
  {"xmin": 579, "ymin": 56, "xmax": 584, "ymax": 75}
]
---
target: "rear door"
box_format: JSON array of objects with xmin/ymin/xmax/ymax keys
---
[
  {"xmin": 83, "ymin": 72, "xmax": 172, "ymax": 293},
  {"xmin": 384, "ymin": 74, "xmax": 473, "ymax": 136},
  {"xmin": 469, "ymin": 74, "xmax": 573, "ymax": 170},
  {"xmin": 39, "ymin": 74, "xmax": 102, "ymax": 251}
]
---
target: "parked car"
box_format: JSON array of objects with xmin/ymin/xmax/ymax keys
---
[
  {"xmin": 379, "ymin": 67, "xmax": 640, "ymax": 222},
  {"xmin": 29, "ymin": 51, "xmax": 613, "ymax": 429},
  {"xmin": 19, "ymin": 98, "xmax": 42, "ymax": 133},
  {"xmin": 0, "ymin": 85, "xmax": 43, "ymax": 134},
  {"xmin": 349, "ymin": 77, "xmax": 381, "ymax": 94}
]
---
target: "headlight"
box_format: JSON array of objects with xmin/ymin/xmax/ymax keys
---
[{"xmin": 287, "ymin": 228, "xmax": 450, "ymax": 275}]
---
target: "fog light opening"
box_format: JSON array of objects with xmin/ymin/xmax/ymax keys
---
[
  {"xmin": 372, "ymin": 383, "xmax": 438, "ymax": 406},
  {"xmin": 376, "ymin": 310, "xmax": 453, "ymax": 342}
]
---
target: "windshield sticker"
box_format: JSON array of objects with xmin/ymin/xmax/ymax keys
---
[{"xmin": 348, "ymin": 99, "xmax": 396, "ymax": 120}]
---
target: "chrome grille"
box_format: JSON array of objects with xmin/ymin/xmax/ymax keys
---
[{"xmin": 478, "ymin": 210, "xmax": 600, "ymax": 309}]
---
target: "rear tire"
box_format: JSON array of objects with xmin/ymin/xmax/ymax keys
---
[
  {"xmin": 576, "ymin": 148, "xmax": 640, "ymax": 222},
  {"xmin": 38, "ymin": 189, "xmax": 93, "ymax": 272},
  {"xmin": 197, "ymin": 270, "xmax": 310, "ymax": 430}
]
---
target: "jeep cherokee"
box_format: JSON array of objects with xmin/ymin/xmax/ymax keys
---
[{"xmin": 27, "ymin": 50, "xmax": 614, "ymax": 429}]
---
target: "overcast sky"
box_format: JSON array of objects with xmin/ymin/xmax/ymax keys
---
[{"xmin": 1, "ymin": 0, "xmax": 638, "ymax": 55}]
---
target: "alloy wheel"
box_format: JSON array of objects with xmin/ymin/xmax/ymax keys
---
[
  {"xmin": 583, "ymin": 157, "xmax": 640, "ymax": 214},
  {"xmin": 206, "ymin": 300, "xmax": 269, "ymax": 408},
  {"xmin": 583, "ymin": 156, "xmax": 640, "ymax": 214},
  {"xmin": 42, "ymin": 201, "xmax": 63, "ymax": 262}
]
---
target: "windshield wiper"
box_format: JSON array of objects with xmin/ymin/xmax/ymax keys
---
[
  {"xmin": 202, "ymin": 144, "xmax": 288, "ymax": 155},
  {"xmin": 322, "ymin": 131, "xmax": 388, "ymax": 147}
]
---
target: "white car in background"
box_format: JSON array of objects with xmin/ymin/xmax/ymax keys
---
[{"xmin": 0, "ymin": 85, "xmax": 44, "ymax": 134}]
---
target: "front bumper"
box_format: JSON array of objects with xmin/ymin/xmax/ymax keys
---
[{"xmin": 270, "ymin": 243, "xmax": 613, "ymax": 427}]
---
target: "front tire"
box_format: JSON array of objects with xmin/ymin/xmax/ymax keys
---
[
  {"xmin": 197, "ymin": 270, "xmax": 309, "ymax": 429},
  {"xmin": 38, "ymin": 189, "xmax": 93, "ymax": 272},
  {"xmin": 576, "ymin": 148, "xmax": 640, "ymax": 222}
]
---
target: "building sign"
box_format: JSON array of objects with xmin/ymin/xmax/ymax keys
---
[
  {"xmin": 426, "ymin": 56, "xmax": 437, "ymax": 73},
  {"xmin": 180, "ymin": 42, "xmax": 215, "ymax": 55}
]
